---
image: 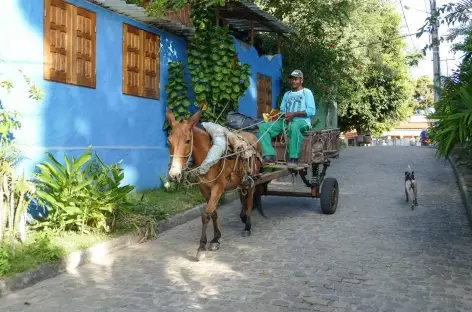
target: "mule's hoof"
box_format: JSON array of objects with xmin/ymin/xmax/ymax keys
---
[
  {"xmin": 196, "ymin": 250, "xmax": 207, "ymax": 261},
  {"xmin": 241, "ymin": 230, "xmax": 251, "ymax": 237},
  {"xmin": 209, "ymin": 242, "xmax": 220, "ymax": 251}
]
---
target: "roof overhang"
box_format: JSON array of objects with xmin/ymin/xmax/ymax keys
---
[
  {"xmin": 86, "ymin": 0, "xmax": 295, "ymax": 40},
  {"xmin": 87, "ymin": 0, "xmax": 195, "ymax": 38},
  {"xmin": 220, "ymin": 1, "xmax": 295, "ymax": 36}
]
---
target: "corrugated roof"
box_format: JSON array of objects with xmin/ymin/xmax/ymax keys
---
[
  {"xmin": 86, "ymin": 0, "xmax": 295, "ymax": 39},
  {"xmin": 87, "ymin": 0, "xmax": 195, "ymax": 38},
  {"xmin": 220, "ymin": 1, "xmax": 295, "ymax": 35}
]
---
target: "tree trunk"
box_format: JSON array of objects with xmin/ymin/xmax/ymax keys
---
[{"xmin": 355, "ymin": 125, "xmax": 363, "ymax": 135}]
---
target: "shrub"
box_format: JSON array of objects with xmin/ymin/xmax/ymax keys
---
[
  {"xmin": 34, "ymin": 148, "xmax": 135, "ymax": 233},
  {"xmin": 0, "ymin": 59, "xmax": 43, "ymax": 245}
]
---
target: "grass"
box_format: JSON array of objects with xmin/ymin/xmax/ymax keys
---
[
  {"xmin": 0, "ymin": 186, "xmax": 205, "ymax": 279},
  {"xmin": 0, "ymin": 230, "xmax": 126, "ymax": 279},
  {"xmin": 127, "ymin": 186, "xmax": 205, "ymax": 219}
]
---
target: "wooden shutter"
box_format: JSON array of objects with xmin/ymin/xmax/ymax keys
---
[
  {"xmin": 44, "ymin": 0, "xmax": 72, "ymax": 83},
  {"xmin": 72, "ymin": 7, "xmax": 96, "ymax": 88},
  {"xmin": 123, "ymin": 24, "xmax": 161, "ymax": 99},
  {"xmin": 123, "ymin": 24, "xmax": 143, "ymax": 97},
  {"xmin": 143, "ymin": 32, "xmax": 159, "ymax": 99},
  {"xmin": 257, "ymin": 74, "xmax": 272, "ymax": 118}
]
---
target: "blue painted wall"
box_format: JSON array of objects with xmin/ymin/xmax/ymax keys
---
[
  {"xmin": 234, "ymin": 38, "xmax": 282, "ymax": 118},
  {"xmin": 0, "ymin": 0, "xmax": 283, "ymax": 196},
  {"xmin": 0, "ymin": 0, "xmax": 189, "ymax": 191}
]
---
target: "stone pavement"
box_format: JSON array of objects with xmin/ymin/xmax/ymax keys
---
[{"xmin": 2, "ymin": 146, "xmax": 472, "ymax": 312}]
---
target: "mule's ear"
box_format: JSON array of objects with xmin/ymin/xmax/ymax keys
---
[
  {"xmin": 166, "ymin": 108, "xmax": 177, "ymax": 127},
  {"xmin": 188, "ymin": 110, "xmax": 201, "ymax": 127}
]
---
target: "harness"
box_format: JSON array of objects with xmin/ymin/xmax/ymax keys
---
[{"xmin": 169, "ymin": 112, "xmax": 285, "ymax": 191}]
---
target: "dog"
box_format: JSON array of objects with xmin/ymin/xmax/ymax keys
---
[{"xmin": 405, "ymin": 165, "xmax": 418, "ymax": 210}]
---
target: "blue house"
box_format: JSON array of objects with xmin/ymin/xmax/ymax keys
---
[{"xmin": 0, "ymin": 0, "xmax": 294, "ymax": 191}]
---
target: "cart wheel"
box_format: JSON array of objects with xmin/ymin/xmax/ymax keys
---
[{"xmin": 320, "ymin": 177, "xmax": 339, "ymax": 214}]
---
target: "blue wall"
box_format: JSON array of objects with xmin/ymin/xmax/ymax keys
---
[
  {"xmin": 234, "ymin": 39, "xmax": 282, "ymax": 117},
  {"xmin": 0, "ymin": 0, "xmax": 283, "ymax": 194},
  {"xmin": 0, "ymin": 0, "xmax": 189, "ymax": 191}
]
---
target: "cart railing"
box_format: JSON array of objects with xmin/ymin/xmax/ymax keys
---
[{"xmin": 272, "ymin": 128, "xmax": 340, "ymax": 164}]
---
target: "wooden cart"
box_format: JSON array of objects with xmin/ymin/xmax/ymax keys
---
[{"xmin": 252, "ymin": 128, "xmax": 341, "ymax": 214}]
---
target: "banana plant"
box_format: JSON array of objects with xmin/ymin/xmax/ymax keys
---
[{"xmin": 34, "ymin": 147, "xmax": 135, "ymax": 233}]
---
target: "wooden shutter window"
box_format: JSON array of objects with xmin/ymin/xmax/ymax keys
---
[
  {"xmin": 257, "ymin": 73, "xmax": 273, "ymax": 118},
  {"xmin": 123, "ymin": 24, "xmax": 143, "ymax": 97},
  {"xmin": 44, "ymin": 0, "xmax": 71, "ymax": 83},
  {"xmin": 122, "ymin": 24, "xmax": 160, "ymax": 99},
  {"xmin": 143, "ymin": 32, "xmax": 159, "ymax": 99},
  {"xmin": 44, "ymin": 0, "xmax": 96, "ymax": 88},
  {"xmin": 72, "ymin": 7, "xmax": 96, "ymax": 88}
]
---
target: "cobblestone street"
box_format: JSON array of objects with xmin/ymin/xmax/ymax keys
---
[{"xmin": 2, "ymin": 146, "xmax": 472, "ymax": 312}]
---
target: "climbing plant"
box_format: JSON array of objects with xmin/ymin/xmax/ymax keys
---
[
  {"xmin": 163, "ymin": 61, "xmax": 191, "ymax": 132},
  {"xmin": 132, "ymin": 0, "xmax": 252, "ymax": 125},
  {"xmin": 188, "ymin": 25, "xmax": 251, "ymax": 123}
]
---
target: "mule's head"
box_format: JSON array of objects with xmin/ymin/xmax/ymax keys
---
[{"xmin": 166, "ymin": 109, "xmax": 201, "ymax": 182}]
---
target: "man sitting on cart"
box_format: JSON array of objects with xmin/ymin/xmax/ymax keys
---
[{"xmin": 258, "ymin": 69, "xmax": 317, "ymax": 168}]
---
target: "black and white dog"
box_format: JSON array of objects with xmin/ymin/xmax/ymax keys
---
[{"xmin": 405, "ymin": 165, "xmax": 418, "ymax": 210}]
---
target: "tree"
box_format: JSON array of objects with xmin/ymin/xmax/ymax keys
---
[
  {"xmin": 258, "ymin": 0, "xmax": 416, "ymax": 135},
  {"xmin": 418, "ymin": 1, "xmax": 472, "ymax": 160},
  {"xmin": 132, "ymin": 0, "xmax": 418, "ymax": 135},
  {"xmin": 412, "ymin": 76, "xmax": 434, "ymax": 112}
]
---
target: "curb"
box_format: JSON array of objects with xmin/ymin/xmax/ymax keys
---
[
  {"xmin": 448, "ymin": 156, "xmax": 472, "ymax": 225},
  {"xmin": 0, "ymin": 191, "xmax": 239, "ymax": 297}
]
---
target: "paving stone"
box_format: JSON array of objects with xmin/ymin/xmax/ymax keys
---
[{"xmin": 1, "ymin": 147, "xmax": 472, "ymax": 312}]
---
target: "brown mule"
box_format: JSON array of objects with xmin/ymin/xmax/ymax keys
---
[{"xmin": 166, "ymin": 109, "xmax": 263, "ymax": 261}]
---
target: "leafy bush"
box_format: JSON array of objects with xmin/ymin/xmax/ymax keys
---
[
  {"xmin": 34, "ymin": 148, "xmax": 135, "ymax": 233},
  {"xmin": 419, "ymin": 1, "xmax": 472, "ymax": 163},
  {"xmin": 429, "ymin": 79, "xmax": 472, "ymax": 159},
  {"xmin": 0, "ymin": 59, "xmax": 43, "ymax": 245},
  {"xmin": 0, "ymin": 231, "xmax": 64, "ymax": 277}
]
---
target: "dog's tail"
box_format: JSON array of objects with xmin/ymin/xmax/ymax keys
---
[{"xmin": 408, "ymin": 165, "xmax": 413, "ymax": 174}]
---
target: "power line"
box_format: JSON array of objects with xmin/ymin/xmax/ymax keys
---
[
  {"xmin": 399, "ymin": 0, "xmax": 417, "ymax": 49},
  {"xmin": 423, "ymin": 0, "xmax": 429, "ymax": 13},
  {"xmin": 338, "ymin": 32, "xmax": 419, "ymax": 52}
]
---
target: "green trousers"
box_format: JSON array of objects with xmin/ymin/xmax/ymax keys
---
[{"xmin": 258, "ymin": 119, "xmax": 309, "ymax": 159}]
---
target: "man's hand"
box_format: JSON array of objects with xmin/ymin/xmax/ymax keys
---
[
  {"xmin": 284, "ymin": 113, "xmax": 296, "ymax": 122},
  {"xmin": 284, "ymin": 111, "xmax": 306, "ymax": 122}
]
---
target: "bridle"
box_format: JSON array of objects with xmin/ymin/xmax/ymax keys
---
[{"xmin": 169, "ymin": 130, "xmax": 194, "ymax": 171}]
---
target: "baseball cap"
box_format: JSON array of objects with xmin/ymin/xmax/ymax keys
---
[{"xmin": 288, "ymin": 70, "xmax": 303, "ymax": 78}]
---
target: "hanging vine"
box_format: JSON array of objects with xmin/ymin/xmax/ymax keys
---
[
  {"xmin": 151, "ymin": 0, "xmax": 252, "ymax": 126},
  {"xmin": 188, "ymin": 25, "xmax": 251, "ymax": 123},
  {"xmin": 163, "ymin": 61, "xmax": 192, "ymax": 132}
]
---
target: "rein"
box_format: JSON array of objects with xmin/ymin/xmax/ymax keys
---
[
  {"xmin": 168, "ymin": 111, "xmax": 286, "ymax": 188},
  {"xmin": 169, "ymin": 134, "xmax": 194, "ymax": 170}
]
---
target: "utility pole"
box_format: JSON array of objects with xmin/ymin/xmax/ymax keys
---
[{"xmin": 430, "ymin": 0, "xmax": 441, "ymax": 102}]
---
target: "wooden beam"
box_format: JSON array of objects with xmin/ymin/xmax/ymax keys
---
[
  {"xmin": 277, "ymin": 33, "xmax": 281, "ymax": 54},
  {"xmin": 250, "ymin": 20, "xmax": 254, "ymax": 46},
  {"xmin": 220, "ymin": 9, "xmax": 286, "ymax": 34},
  {"xmin": 216, "ymin": 7, "xmax": 220, "ymax": 26}
]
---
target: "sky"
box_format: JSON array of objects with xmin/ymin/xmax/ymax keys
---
[{"xmin": 393, "ymin": 0, "xmax": 462, "ymax": 79}]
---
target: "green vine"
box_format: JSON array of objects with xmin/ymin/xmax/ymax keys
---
[
  {"xmin": 188, "ymin": 25, "xmax": 251, "ymax": 123},
  {"xmin": 145, "ymin": 0, "xmax": 252, "ymax": 126},
  {"xmin": 163, "ymin": 61, "xmax": 191, "ymax": 132}
]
